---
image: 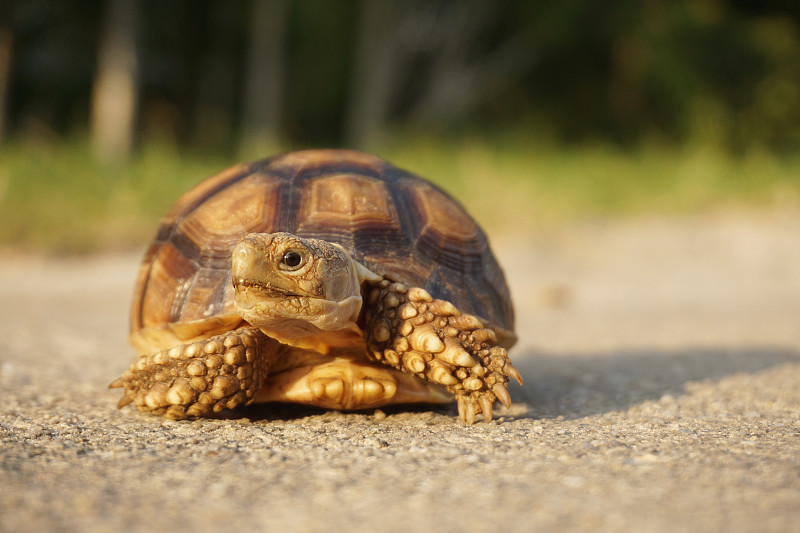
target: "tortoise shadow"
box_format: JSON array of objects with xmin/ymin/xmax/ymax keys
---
[
  {"xmin": 213, "ymin": 346, "xmax": 800, "ymax": 423},
  {"xmin": 509, "ymin": 345, "xmax": 800, "ymax": 420},
  {"xmin": 233, "ymin": 399, "xmax": 456, "ymax": 423}
]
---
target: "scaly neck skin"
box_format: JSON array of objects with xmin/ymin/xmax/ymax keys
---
[{"xmin": 231, "ymin": 232, "xmax": 369, "ymax": 353}]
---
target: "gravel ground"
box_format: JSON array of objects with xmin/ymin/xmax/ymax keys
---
[{"xmin": 1, "ymin": 212, "xmax": 799, "ymax": 533}]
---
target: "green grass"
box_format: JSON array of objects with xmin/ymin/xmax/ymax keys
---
[
  {"xmin": 382, "ymin": 136, "xmax": 800, "ymax": 233},
  {"xmin": 1, "ymin": 136, "xmax": 798, "ymax": 253},
  {"xmin": 0, "ymin": 140, "xmax": 228, "ymax": 253}
]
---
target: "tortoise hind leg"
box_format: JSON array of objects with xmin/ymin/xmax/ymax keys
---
[
  {"xmin": 364, "ymin": 280, "xmax": 522, "ymax": 425},
  {"xmin": 110, "ymin": 327, "xmax": 283, "ymax": 420}
]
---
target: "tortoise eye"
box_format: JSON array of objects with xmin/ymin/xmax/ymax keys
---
[{"xmin": 281, "ymin": 250, "xmax": 303, "ymax": 269}]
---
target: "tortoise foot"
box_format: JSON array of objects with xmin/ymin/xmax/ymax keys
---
[
  {"xmin": 365, "ymin": 281, "xmax": 522, "ymax": 425},
  {"xmin": 110, "ymin": 327, "xmax": 273, "ymax": 419}
]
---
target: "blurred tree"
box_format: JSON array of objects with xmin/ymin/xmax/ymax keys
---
[
  {"xmin": 345, "ymin": 0, "xmax": 400, "ymax": 149},
  {"xmin": 191, "ymin": 2, "xmax": 241, "ymax": 151},
  {"xmin": 0, "ymin": 15, "xmax": 12, "ymax": 144},
  {"xmin": 1, "ymin": 0, "xmax": 799, "ymax": 154},
  {"xmin": 403, "ymin": 1, "xmax": 539, "ymax": 128},
  {"xmin": 240, "ymin": 0, "xmax": 288, "ymax": 156},
  {"xmin": 286, "ymin": 0, "xmax": 357, "ymax": 145},
  {"xmin": 90, "ymin": 0, "xmax": 139, "ymax": 163}
]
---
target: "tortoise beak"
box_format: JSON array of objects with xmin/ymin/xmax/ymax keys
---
[{"xmin": 231, "ymin": 236, "xmax": 295, "ymax": 298}]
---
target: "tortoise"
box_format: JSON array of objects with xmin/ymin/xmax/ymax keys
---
[{"xmin": 111, "ymin": 149, "xmax": 521, "ymax": 424}]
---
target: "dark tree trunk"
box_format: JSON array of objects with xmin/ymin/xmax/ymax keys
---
[
  {"xmin": 344, "ymin": 0, "xmax": 400, "ymax": 149},
  {"xmin": 240, "ymin": 0, "xmax": 288, "ymax": 156},
  {"xmin": 89, "ymin": 0, "xmax": 140, "ymax": 164}
]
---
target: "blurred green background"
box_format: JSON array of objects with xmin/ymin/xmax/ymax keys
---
[{"xmin": 0, "ymin": 0, "xmax": 798, "ymax": 253}]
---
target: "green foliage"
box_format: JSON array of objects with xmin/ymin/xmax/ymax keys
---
[
  {"xmin": 7, "ymin": 1, "xmax": 800, "ymax": 151},
  {"xmin": 492, "ymin": 0, "xmax": 800, "ymax": 152}
]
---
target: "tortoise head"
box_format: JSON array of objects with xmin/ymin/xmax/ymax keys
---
[{"xmin": 232, "ymin": 233, "xmax": 372, "ymax": 344}]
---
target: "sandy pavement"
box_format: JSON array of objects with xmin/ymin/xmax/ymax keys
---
[{"xmin": 1, "ymin": 212, "xmax": 799, "ymax": 533}]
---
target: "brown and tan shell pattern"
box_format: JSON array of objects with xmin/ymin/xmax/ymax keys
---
[{"xmin": 131, "ymin": 149, "xmax": 514, "ymax": 348}]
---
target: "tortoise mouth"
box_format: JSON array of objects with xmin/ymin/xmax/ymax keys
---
[{"xmin": 233, "ymin": 278, "xmax": 298, "ymax": 298}]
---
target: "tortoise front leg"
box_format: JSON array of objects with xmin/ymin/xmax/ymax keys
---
[
  {"xmin": 110, "ymin": 327, "xmax": 282, "ymax": 420},
  {"xmin": 364, "ymin": 280, "xmax": 522, "ymax": 424}
]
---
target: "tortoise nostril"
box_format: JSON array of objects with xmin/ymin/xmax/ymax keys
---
[{"xmin": 233, "ymin": 244, "xmax": 250, "ymax": 261}]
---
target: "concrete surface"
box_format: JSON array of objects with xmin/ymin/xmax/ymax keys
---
[{"xmin": 1, "ymin": 212, "xmax": 799, "ymax": 533}]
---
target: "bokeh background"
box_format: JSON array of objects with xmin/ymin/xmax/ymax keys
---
[
  {"xmin": 1, "ymin": 0, "xmax": 799, "ymax": 252},
  {"xmin": 2, "ymin": 5, "xmax": 800, "ymax": 531}
]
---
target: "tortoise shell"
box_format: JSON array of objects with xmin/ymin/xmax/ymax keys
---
[{"xmin": 131, "ymin": 149, "xmax": 514, "ymax": 350}]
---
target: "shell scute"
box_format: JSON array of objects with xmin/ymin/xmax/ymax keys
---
[
  {"xmin": 138, "ymin": 242, "xmax": 197, "ymax": 328},
  {"xmin": 177, "ymin": 174, "xmax": 279, "ymax": 238},
  {"xmin": 295, "ymin": 174, "xmax": 405, "ymax": 254}
]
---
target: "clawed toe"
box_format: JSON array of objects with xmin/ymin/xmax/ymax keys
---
[
  {"xmin": 113, "ymin": 327, "xmax": 272, "ymax": 419},
  {"xmin": 365, "ymin": 280, "xmax": 522, "ymax": 425},
  {"xmin": 456, "ymin": 384, "xmax": 513, "ymax": 425}
]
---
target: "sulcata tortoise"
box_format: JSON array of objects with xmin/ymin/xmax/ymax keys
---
[{"xmin": 111, "ymin": 149, "xmax": 521, "ymax": 424}]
